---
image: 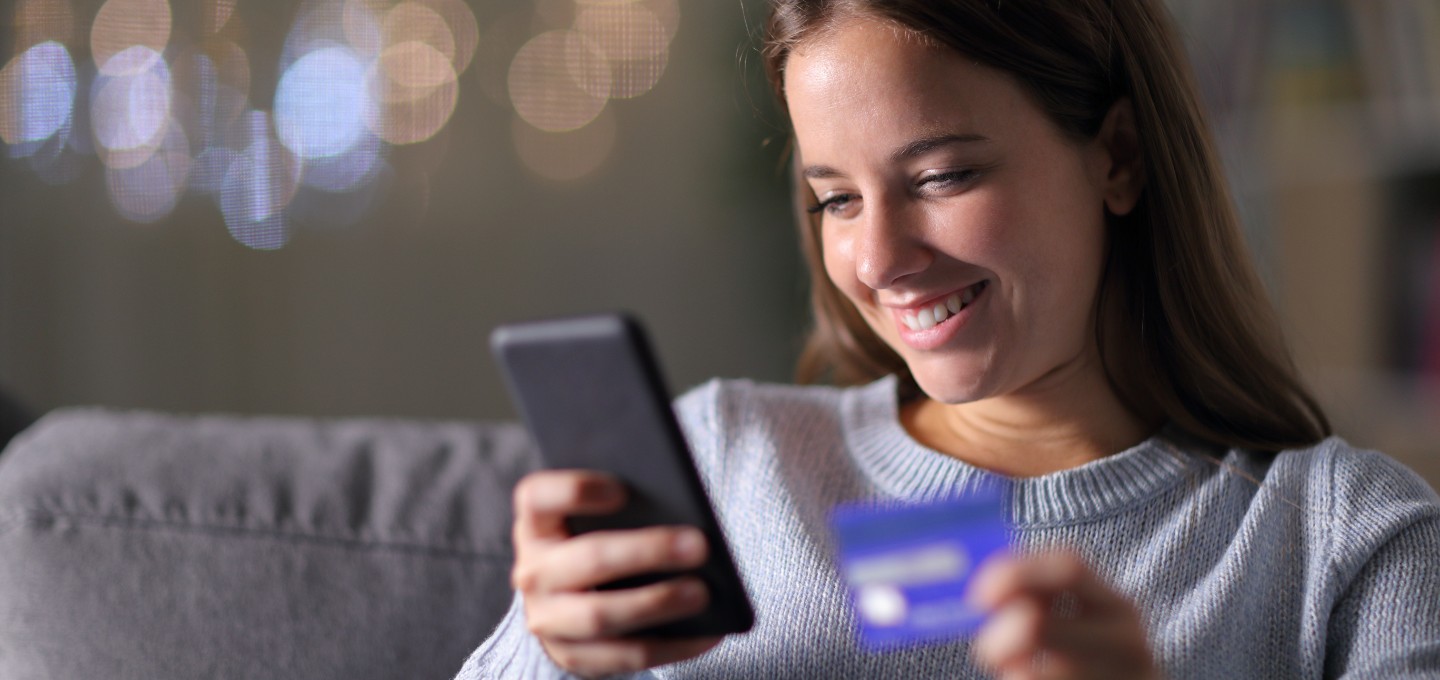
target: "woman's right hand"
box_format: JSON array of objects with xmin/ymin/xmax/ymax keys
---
[{"xmin": 511, "ymin": 469, "xmax": 724, "ymax": 678}]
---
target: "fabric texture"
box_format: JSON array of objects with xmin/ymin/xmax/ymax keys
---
[
  {"xmin": 458, "ymin": 376, "xmax": 1440, "ymax": 679},
  {"xmin": 0, "ymin": 408, "xmax": 538, "ymax": 680}
]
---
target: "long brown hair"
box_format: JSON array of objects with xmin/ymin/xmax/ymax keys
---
[{"xmin": 763, "ymin": 0, "xmax": 1331, "ymax": 451}]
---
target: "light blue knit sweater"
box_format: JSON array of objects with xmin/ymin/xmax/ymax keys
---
[{"xmin": 457, "ymin": 377, "xmax": 1440, "ymax": 679}]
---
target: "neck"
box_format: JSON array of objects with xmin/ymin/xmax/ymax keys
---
[{"xmin": 901, "ymin": 354, "xmax": 1159, "ymax": 477}]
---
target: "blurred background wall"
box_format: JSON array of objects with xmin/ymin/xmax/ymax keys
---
[
  {"xmin": 1, "ymin": 0, "xmax": 1437, "ymax": 485},
  {"xmin": 0, "ymin": 0, "xmax": 804, "ymax": 422}
]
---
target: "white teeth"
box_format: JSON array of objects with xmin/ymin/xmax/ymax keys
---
[
  {"xmin": 917, "ymin": 307, "xmax": 936, "ymax": 330},
  {"xmin": 900, "ymin": 284, "xmax": 985, "ymax": 332}
]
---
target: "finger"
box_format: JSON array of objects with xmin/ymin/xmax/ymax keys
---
[
  {"xmin": 1023, "ymin": 552, "xmax": 1131, "ymax": 617},
  {"xmin": 967, "ymin": 553, "xmax": 1022, "ymax": 612},
  {"xmin": 969, "ymin": 552, "xmax": 1128, "ymax": 617},
  {"xmin": 975, "ymin": 591, "xmax": 1154, "ymax": 680},
  {"xmin": 972, "ymin": 594, "xmax": 1047, "ymax": 673},
  {"xmin": 992, "ymin": 650, "xmax": 1080, "ymax": 680},
  {"xmin": 527, "ymin": 577, "xmax": 710, "ymax": 640},
  {"xmin": 979, "ymin": 618, "xmax": 1094, "ymax": 680},
  {"xmin": 1041, "ymin": 616, "xmax": 1155, "ymax": 678},
  {"xmin": 542, "ymin": 635, "xmax": 723, "ymax": 677},
  {"xmin": 513, "ymin": 470, "xmax": 627, "ymax": 545},
  {"xmin": 517, "ymin": 525, "xmax": 708, "ymax": 593}
]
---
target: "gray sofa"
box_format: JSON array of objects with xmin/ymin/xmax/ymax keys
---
[{"xmin": 0, "ymin": 408, "xmax": 539, "ymax": 679}]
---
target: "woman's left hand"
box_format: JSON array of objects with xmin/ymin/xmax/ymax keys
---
[{"xmin": 967, "ymin": 551, "xmax": 1161, "ymax": 680}]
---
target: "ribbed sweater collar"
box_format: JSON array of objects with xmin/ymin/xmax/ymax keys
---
[{"xmin": 840, "ymin": 376, "xmax": 1205, "ymax": 528}]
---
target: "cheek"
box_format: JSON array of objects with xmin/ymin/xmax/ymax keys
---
[
  {"xmin": 820, "ymin": 226, "xmax": 861, "ymax": 295},
  {"xmin": 982, "ymin": 179, "xmax": 1104, "ymax": 280},
  {"xmin": 921, "ymin": 197, "xmax": 1017, "ymax": 264}
]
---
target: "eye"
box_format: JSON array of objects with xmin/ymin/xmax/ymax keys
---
[
  {"xmin": 806, "ymin": 192, "xmax": 861, "ymax": 218},
  {"xmin": 916, "ymin": 169, "xmax": 981, "ymax": 194}
]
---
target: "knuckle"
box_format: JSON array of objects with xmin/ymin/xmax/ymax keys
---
[
  {"xmin": 579, "ymin": 537, "xmax": 616, "ymax": 576},
  {"xmin": 547, "ymin": 643, "xmax": 582, "ymax": 671},
  {"xmin": 511, "ymin": 563, "xmax": 539, "ymax": 592},
  {"xmin": 524, "ymin": 607, "xmax": 549, "ymax": 637},
  {"xmin": 581, "ymin": 601, "xmax": 611, "ymax": 637},
  {"xmin": 653, "ymin": 581, "xmax": 683, "ymax": 609},
  {"xmin": 663, "ymin": 578, "xmax": 706, "ymax": 612},
  {"xmin": 644, "ymin": 530, "xmax": 676, "ymax": 564}
]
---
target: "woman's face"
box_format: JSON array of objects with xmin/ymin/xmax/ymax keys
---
[{"xmin": 786, "ymin": 18, "xmax": 1133, "ymax": 405}]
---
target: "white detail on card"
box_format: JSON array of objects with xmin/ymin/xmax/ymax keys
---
[
  {"xmin": 845, "ymin": 543, "xmax": 971, "ymax": 587},
  {"xmin": 856, "ymin": 584, "xmax": 908, "ymax": 627}
]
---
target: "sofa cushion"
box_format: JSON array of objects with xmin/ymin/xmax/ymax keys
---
[{"xmin": 0, "ymin": 408, "xmax": 537, "ymax": 680}]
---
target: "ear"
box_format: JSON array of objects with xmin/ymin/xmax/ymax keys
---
[{"xmin": 1095, "ymin": 98, "xmax": 1145, "ymax": 217}]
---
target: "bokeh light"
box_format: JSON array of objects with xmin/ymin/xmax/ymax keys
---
[
  {"xmin": 284, "ymin": 0, "xmax": 370, "ymax": 68},
  {"xmin": 384, "ymin": 2, "xmax": 456, "ymax": 69},
  {"xmin": 191, "ymin": 146, "xmax": 238, "ymax": 195},
  {"xmin": 422, "ymin": 0, "xmax": 479, "ymax": 74},
  {"xmin": 641, "ymin": 0, "xmax": 680, "ymax": 43},
  {"xmin": 90, "ymin": 0, "xmax": 172, "ymax": 77},
  {"xmin": 90, "ymin": 46, "xmax": 171, "ymax": 169},
  {"xmin": 276, "ymin": 46, "xmax": 372, "ymax": 159},
  {"xmin": 23, "ymin": 75, "xmax": 84, "ymax": 187},
  {"xmin": 106, "ymin": 122, "xmax": 190, "ymax": 222},
  {"xmin": 342, "ymin": 0, "xmax": 389, "ymax": 58},
  {"xmin": 575, "ymin": 2, "xmax": 670, "ymax": 99},
  {"xmin": 512, "ymin": 106, "xmax": 616, "ymax": 181},
  {"xmin": 220, "ymin": 111, "xmax": 300, "ymax": 250},
  {"xmin": 2, "ymin": 0, "xmax": 679, "ymax": 245},
  {"xmin": 302, "ymin": 128, "xmax": 384, "ymax": 193},
  {"xmin": 170, "ymin": 42, "xmax": 251, "ymax": 150},
  {"xmin": 368, "ymin": 40, "xmax": 459, "ymax": 144},
  {"xmin": 574, "ymin": 2, "xmax": 667, "ymax": 62},
  {"xmin": 0, "ymin": 41, "xmax": 77, "ymax": 152},
  {"xmin": 509, "ymin": 30, "xmax": 610, "ymax": 132}
]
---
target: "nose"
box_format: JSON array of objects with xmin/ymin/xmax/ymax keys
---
[{"xmin": 852, "ymin": 199, "xmax": 931, "ymax": 290}]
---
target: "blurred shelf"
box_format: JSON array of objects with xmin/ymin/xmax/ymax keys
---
[{"xmin": 1176, "ymin": 0, "xmax": 1440, "ymax": 488}]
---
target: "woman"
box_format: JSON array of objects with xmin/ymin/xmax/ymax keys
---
[{"xmin": 458, "ymin": 0, "xmax": 1440, "ymax": 678}]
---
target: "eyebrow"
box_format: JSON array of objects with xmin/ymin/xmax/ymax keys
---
[{"xmin": 801, "ymin": 133, "xmax": 990, "ymax": 180}]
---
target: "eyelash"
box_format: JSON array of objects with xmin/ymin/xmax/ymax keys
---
[
  {"xmin": 806, "ymin": 194, "xmax": 855, "ymax": 215},
  {"xmin": 805, "ymin": 169, "xmax": 981, "ymax": 216}
]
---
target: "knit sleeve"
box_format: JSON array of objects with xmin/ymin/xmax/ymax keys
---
[
  {"xmin": 1322, "ymin": 447, "xmax": 1440, "ymax": 678},
  {"xmin": 453, "ymin": 592, "xmax": 660, "ymax": 680}
]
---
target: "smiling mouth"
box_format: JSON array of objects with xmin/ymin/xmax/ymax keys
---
[{"xmin": 898, "ymin": 281, "xmax": 988, "ymax": 331}]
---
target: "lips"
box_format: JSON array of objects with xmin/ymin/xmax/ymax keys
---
[
  {"xmin": 888, "ymin": 280, "xmax": 989, "ymax": 350},
  {"xmin": 898, "ymin": 281, "xmax": 987, "ymax": 331}
]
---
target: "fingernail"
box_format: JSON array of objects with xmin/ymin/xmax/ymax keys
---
[{"xmin": 674, "ymin": 528, "xmax": 706, "ymax": 562}]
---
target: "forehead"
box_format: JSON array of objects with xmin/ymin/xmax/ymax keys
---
[{"xmin": 783, "ymin": 17, "xmax": 1034, "ymax": 150}]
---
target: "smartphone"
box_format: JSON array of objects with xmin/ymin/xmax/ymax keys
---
[{"xmin": 490, "ymin": 313, "xmax": 755, "ymax": 637}]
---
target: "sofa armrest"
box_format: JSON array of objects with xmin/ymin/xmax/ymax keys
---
[{"xmin": 0, "ymin": 408, "xmax": 537, "ymax": 680}]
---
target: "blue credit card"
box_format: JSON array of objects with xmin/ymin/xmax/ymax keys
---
[{"xmin": 829, "ymin": 488, "xmax": 1011, "ymax": 650}]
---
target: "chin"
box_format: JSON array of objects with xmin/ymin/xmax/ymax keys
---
[{"xmin": 908, "ymin": 368, "xmax": 992, "ymax": 405}]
